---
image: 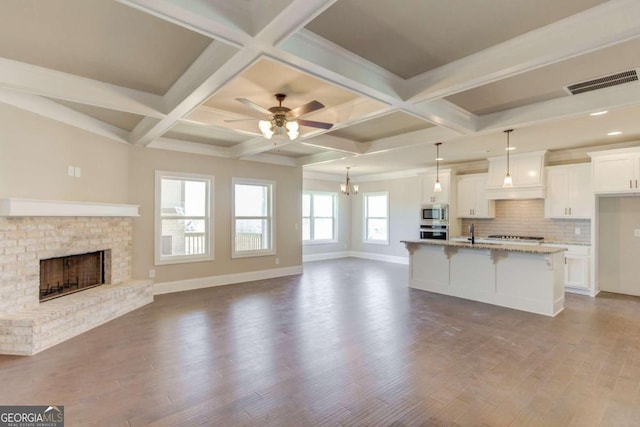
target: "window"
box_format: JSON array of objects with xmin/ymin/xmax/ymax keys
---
[
  {"xmin": 155, "ymin": 171, "xmax": 214, "ymax": 265},
  {"xmin": 233, "ymin": 179, "xmax": 275, "ymax": 257},
  {"xmin": 364, "ymin": 192, "xmax": 389, "ymax": 244},
  {"xmin": 303, "ymin": 192, "xmax": 337, "ymax": 243}
]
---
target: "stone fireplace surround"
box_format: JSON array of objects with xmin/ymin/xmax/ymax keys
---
[{"xmin": 0, "ymin": 199, "xmax": 153, "ymax": 355}]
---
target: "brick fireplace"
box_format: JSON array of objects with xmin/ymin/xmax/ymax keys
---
[{"xmin": 0, "ymin": 199, "xmax": 153, "ymax": 355}]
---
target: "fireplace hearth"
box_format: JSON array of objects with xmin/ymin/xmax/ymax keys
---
[{"xmin": 39, "ymin": 250, "xmax": 111, "ymax": 302}]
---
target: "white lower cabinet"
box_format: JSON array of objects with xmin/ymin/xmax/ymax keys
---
[{"xmin": 546, "ymin": 244, "xmax": 590, "ymax": 292}]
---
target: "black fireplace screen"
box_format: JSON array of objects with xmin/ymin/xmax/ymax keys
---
[{"xmin": 39, "ymin": 250, "xmax": 108, "ymax": 302}]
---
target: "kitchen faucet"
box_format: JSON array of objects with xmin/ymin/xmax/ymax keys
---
[{"xmin": 469, "ymin": 223, "xmax": 475, "ymax": 244}]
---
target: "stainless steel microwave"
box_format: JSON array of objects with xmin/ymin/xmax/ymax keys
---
[{"xmin": 421, "ymin": 204, "xmax": 448, "ymax": 222}]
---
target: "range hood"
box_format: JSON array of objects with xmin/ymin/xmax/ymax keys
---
[{"xmin": 485, "ymin": 151, "xmax": 547, "ymax": 200}]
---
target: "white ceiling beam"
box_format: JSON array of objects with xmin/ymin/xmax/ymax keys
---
[
  {"xmin": 0, "ymin": 57, "xmax": 166, "ymax": 117},
  {"xmin": 404, "ymin": 0, "xmax": 640, "ymax": 103},
  {"xmin": 129, "ymin": 43, "xmax": 258, "ymax": 145},
  {"xmin": 229, "ymin": 137, "xmax": 286, "ymax": 158},
  {"xmin": 478, "ymin": 82, "xmax": 640, "ymax": 132},
  {"xmin": 0, "ymin": 88, "xmax": 129, "ymax": 144},
  {"xmin": 148, "ymin": 137, "xmax": 231, "ymax": 158},
  {"xmin": 253, "ymin": 0, "xmax": 337, "ymax": 46},
  {"xmin": 296, "ymin": 150, "xmax": 357, "ymax": 167},
  {"xmin": 242, "ymin": 152, "xmax": 298, "ymax": 167},
  {"xmin": 116, "ymin": 0, "xmax": 252, "ymax": 47},
  {"xmin": 406, "ymin": 99, "xmax": 477, "ymax": 134},
  {"xmin": 299, "ymin": 134, "xmax": 365, "ymax": 155},
  {"xmin": 364, "ymin": 126, "xmax": 461, "ymax": 155},
  {"xmin": 276, "ymin": 29, "xmax": 404, "ymax": 104}
]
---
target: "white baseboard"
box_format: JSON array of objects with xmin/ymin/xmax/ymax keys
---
[
  {"xmin": 303, "ymin": 250, "xmax": 409, "ymax": 265},
  {"xmin": 349, "ymin": 251, "xmax": 409, "ymax": 265},
  {"xmin": 303, "ymin": 251, "xmax": 350, "ymax": 262},
  {"xmin": 154, "ymin": 265, "xmax": 303, "ymax": 295}
]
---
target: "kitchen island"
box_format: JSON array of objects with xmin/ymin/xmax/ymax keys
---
[{"xmin": 402, "ymin": 239, "xmax": 566, "ymax": 316}]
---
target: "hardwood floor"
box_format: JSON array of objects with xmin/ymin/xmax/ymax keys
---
[{"xmin": 2, "ymin": 258, "xmax": 640, "ymax": 426}]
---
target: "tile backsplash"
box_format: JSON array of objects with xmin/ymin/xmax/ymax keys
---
[{"xmin": 460, "ymin": 199, "xmax": 591, "ymax": 244}]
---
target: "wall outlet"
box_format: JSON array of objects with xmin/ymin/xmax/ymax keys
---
[
  {"xmin": 68, "ymin": 165, "xmax": 75, "ymax": 177},
  {"xmin": 294, "ymin": 223, "xmax": 299, "ymax": 231},
  {"xmin": 634, "ymin": 229, "xmax": 640, "ymax": 238},
  {"xmin": 148, "ymin": 269, "xmax": 156, "ymax": 278},
  {"xmin": 574, "ymin": 227, "xmax": 581, "ymax": 235},
  {"xmin": 275, "ymin": 258, "xmax": 280, "ymax": 265}
]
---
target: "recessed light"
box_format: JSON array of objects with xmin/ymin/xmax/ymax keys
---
[
  {"xmin": 607, "ymin": 131, "xmax": 623, "ymax": 136},
  {"xmin": 505, "ymin": 147, "xmax": 516, "ymax": 151},
  {"xmin": 435, "ymin": 157, "xmax": 443, "ymax": 161},
  {"xmin": 590, "ymin": 110, "xmax": 608, "ymax": 116}
]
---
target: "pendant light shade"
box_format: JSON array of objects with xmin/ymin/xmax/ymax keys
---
[
  {"xmin": 503, "ymin": 129, "xmax": 514, "ymax": 188},
  {"xmin": 434, "ymin": 142, "xmax": 443, "ymax": 193}
]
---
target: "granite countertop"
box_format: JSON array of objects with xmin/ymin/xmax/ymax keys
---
[{"xmin": 402, "ymin": 239, "xmax": 567, "ymax": 254}]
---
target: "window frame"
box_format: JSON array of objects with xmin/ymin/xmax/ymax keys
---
[
  {"xmin": 303, "ymin": 191, "xmax": 338, "ymax": 244},
  {"xmin": 154, "ymin": 170, "xmax": 215, "ymax": 266},
  {"xmin": 232, "ymin": 178, "xmax": 276, "ymax": 258},
  {"xmin": 363, "ymin": 191, "xmax": 389, "ymax": 245}
]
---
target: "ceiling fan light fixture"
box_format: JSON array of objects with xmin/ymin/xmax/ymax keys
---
[
  {"xmin": 258, "ymin": 120, "xmax": 274, "ymax": 139},
  {"xmin": 286, "ymin": 120, "xmax": 299, "ymax": 140}
]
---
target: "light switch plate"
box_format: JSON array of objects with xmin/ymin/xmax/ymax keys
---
[
  {"xmin": 574, "ymin": 227, "xmax": 581, "ymax": 235},
  {"xmin": 634, "ymin": 229, "xmax": 640, "ymax": 238},
  {"xmin": 74, "ymin": 167, "xmax": 82, "ymax": 177},
  {"xmin": 68, "ymin": 166, "xmax": 75, "ymax": 177}
]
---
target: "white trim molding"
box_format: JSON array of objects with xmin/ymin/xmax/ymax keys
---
[
  {"xmin": 303, "ymin": 251, "xmax": 409, "ymax": 265},
  {"xmin": 0, "ymin": 198, "xmax": 139, "ymax": 217},
  {"xmin": 154, "ymin": 265, "xmax": 303, "ymax": 295}
]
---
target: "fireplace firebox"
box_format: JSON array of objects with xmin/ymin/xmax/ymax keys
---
[{"xmin": 39, "ymin": 250, "xmax": 111, "ymax": 302}]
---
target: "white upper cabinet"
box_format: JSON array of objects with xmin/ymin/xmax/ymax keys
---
[
  {"xmin": 420, "ymin": 169, "xmax": 451, "ymax": 204},
  {"xmin": 457, "ymin": 173, "xmax": 495, "ymax": 218},
  {"xmin": 544, "ymin": 163, "xmax": 592, "ymax": 219},
  {"xmin": 590, "ymin": 147, "xmax": 640, "ymax": 194}
]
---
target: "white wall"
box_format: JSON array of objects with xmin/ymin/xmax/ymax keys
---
[
  {"xmin": 350, "ymin": 176, "xmax": 419, "ymax": 260},
  {"xmin": 302, "ymin": 178, "xmax": 350, "ymax": 260},
  {"xmin": 0, "ymin": 104, "xmax": 129, "ymax": 202},
  {"xmin": 129, "ymin": 146, "xmax": 303, "ymax": 284}
]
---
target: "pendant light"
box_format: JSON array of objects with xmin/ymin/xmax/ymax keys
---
[
  {"xmin": 433, "ymin": 142, "xmax": 443, "ymax": 193},
  {"xmin": 340, "ymin": 167, "xmax": 358, "ymax": 196},
  {"xmin": 503, "ymin": 129, "xmax": 514, "ymax": 188}
]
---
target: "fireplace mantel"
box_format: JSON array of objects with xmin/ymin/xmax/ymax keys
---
[{"xmin": 0, "ymin": 198, "xmax": 139, "ymax": 217}]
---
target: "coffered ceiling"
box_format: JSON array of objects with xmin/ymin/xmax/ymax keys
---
[{"xmin": 1, "ymin": 0, "xmax": 639, "ymax": 179}]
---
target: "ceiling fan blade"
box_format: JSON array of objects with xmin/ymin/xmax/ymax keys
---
[
  {"xmin": 235, "ymin": 98, "xmax": 271, "ymax": 115},
  {"xmin": 297, "ymin": 119, "xmax": 333, "ymax": 130},
  {"xmin": 290, "ymin": 100, "xmax": 325, "ymax": 117}
]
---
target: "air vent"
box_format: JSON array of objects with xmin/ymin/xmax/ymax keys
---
[{"xmin": 564, "ymin": 69, "xmax": 638, "ymax": 95}]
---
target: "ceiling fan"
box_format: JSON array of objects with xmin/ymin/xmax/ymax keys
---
[{"xmin": 226, "ymin": 93, "xmax": 333, "ymax": 140}]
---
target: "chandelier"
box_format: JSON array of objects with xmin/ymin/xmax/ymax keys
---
[{"xmin": 340, "ymin": 167, "xmax": 358, "ymax": 195}]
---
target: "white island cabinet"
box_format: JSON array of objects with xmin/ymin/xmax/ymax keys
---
[
  {"xmin": 589, "ymin": 147, "xmax": 640, "ymax": 194},
  {"xmin": 544, "ymin": 243, "xmax": 591, "ymax": 294},
  {"xmin": 403, "ymin": 240, "xmax": 566, "ymax": 316}
]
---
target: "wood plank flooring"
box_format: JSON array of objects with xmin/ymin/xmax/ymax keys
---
[{"xmin": 2, "ymin": 258, "xmax": 640, "ymax": 426}]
